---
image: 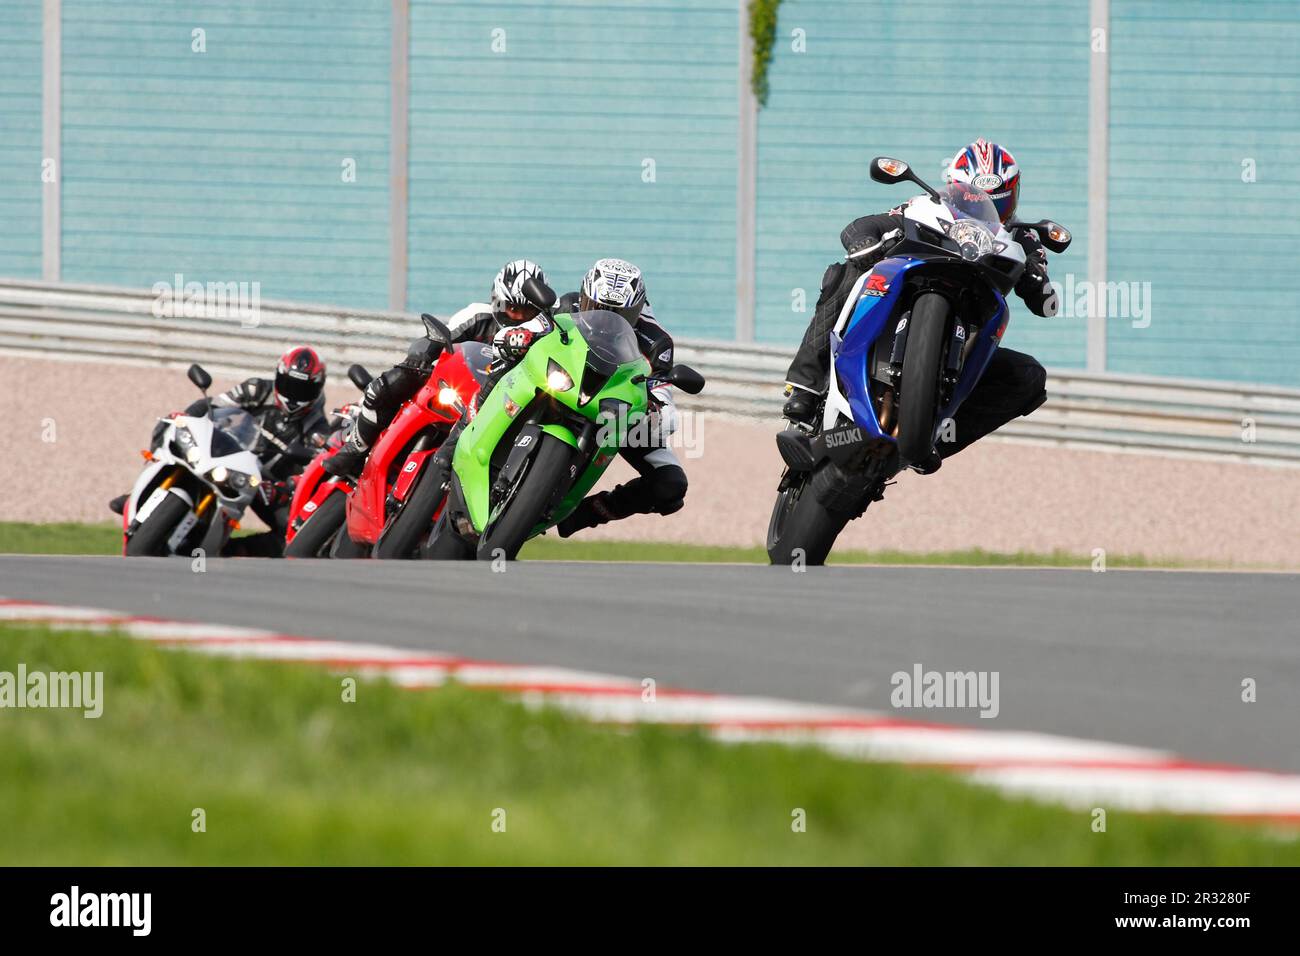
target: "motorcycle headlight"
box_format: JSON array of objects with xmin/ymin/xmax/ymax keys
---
[
  {"xmin": 546, "ymin": 358, "xmax": 574, "ymax": 392},
  {"xmin": 947, "ymin": 219, "xmax": 995, "ymax": 261},
  {"xmin": 172, "ymin": 426, "xmax": 201, "ymax": 464},
  {"xmin": 209, "ymin": 466, "xmax": 255, "ymax": 492}
]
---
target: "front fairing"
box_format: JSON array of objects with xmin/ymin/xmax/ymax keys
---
[
  {"xmin": 166, "ymin": 414, "xmax": 262, "ymax": 508},
  {"xmin": 833, "ymin": 253, "xmax": 1009, "ymax": 441}
]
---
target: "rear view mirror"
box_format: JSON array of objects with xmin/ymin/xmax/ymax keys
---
[
  {"xmin": 348, "ymin": 364, "xmax": 373, "ymax": 391},
  {"xmin": 666, "ymin": 364, "xmax": 705, "ymax": 395},
  {"xmin": 345, "ymin": 364, "xmax": 371, "ymax": 390},
  {"xmin": 187, "ymin": 363, "xmax": 212, "ymax": 392},
  {"xmin": 869, "ymin": 156, "xmax": 941, "ymax": 202},
  {"xmin": 420, "ymin": 314, "xmax": 453, "ymax": 355},
  {"xmin": 869, "ymin": 157, "xmax": 911, "ymax": 185},
  {"xmin": 522, "ymin": 276, "xmax": 557, "ymax": 312},
  {"xmin": 1038, "ymin": 220, "xmax": 1072, "ymax": 254}
]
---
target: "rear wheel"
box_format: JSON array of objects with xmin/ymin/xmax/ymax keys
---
[
  {"xmin": 476, "ymin": 434, "xmax": 573, "ymax": 561},
  {"xmin": 896, "ymin": 292, "xmax": 949, "ymax": 466},
  {"xmin": 375, "ymin": 461, "xmax": 447, "ymax": 560},
  {"xmin": 766, "ymin": 469, "xmax": 850, "ymax": 566},
  {"xmin": 125, "ymin": 492, "xmax": 192, "ymax": 557},
  {"xmin": 284, "ymin": 490, "xmax": 347, "ymax": 559}
]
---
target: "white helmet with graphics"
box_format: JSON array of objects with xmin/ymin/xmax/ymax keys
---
[
  {"xmin": 579, "ymin": 258, "xmax": 647, "ymax": 326},
  {"xmin": 491, "ymin": 259, "xmax": 547, "ymax": 325}
]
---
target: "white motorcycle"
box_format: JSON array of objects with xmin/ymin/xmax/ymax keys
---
[{"xmin": 121, "ymin": 364, "xmax": 267, "ymax": 557}]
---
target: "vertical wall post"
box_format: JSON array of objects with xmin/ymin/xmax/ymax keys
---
[
  {"xmin": 1087, "ymin": 0, "xmax": 1109, "ymax": 372},
  {"xmin": 389, "ymin": 0, "xmax": 410, "ymax": 311},
  {"xmin": 42, "ymin": 0, "xmax": 61, "ymax": 282},
  {"xmin": 735, "ymin": 1, "xmax": 758, "ymax": 342}
]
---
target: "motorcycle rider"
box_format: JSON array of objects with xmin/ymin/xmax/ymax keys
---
[
  {"xmin": 424, "ymin": 257, "xmax": 689, "ymax": 538},
  {"xmin": 781, "ymin": 139, "xmax": 1058, "ymax": 472},
  {"xmin": 111, "ymin": 346, "xmax": 332, "ymax": 557},
  {"xmin": 322, "ymin": 258, "xmax": 548, "ymax": 479}
]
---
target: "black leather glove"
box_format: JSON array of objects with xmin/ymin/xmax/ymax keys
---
[
  {"xmin": 398, "ymin": 336, "xmax": 441, "ymax": 375},
  {"xmin": 1012, "ymin": 228, "xmax": 1058, "ymax": 317}
]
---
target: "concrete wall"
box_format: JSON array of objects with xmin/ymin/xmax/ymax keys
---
[{"xmin": 13, "ymin": 1, "xmax": 1300, "ymax": 382}]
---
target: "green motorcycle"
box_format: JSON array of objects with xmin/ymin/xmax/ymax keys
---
[{"xmin": 427, "ymin": 278, "xmax": 705, "ymax": 561}]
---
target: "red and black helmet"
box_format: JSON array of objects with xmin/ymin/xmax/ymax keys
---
[{"xmin": 274, "ymin": 346, "xmax": 326, "ymax": 418}]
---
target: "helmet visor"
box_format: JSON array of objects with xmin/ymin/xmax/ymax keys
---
[{"xmin": 276, "ymin": 371, "xmax": 322, "ymax": 406}]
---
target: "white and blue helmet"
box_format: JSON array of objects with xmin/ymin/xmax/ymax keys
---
[{"xmin": 579, "ymin": 258, "xmax": 647, "ymax": 325}]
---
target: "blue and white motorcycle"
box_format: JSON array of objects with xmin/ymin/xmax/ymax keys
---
[{"xmin": 767, "ymin": 157, "xmax": 1071, "ymax": 565}]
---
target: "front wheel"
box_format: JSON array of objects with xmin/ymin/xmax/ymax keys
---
[
  {"xmin": 896, "ymin": 291, "xmax": 950, "ymax": 466},
  {"xmin": 125, "ymin": 491, "xmax": 193, "ymax": 557},
  {"xmin": 284, "ymin": 490, "xmax": 347, "ymax": 558},
  {"xmin": 476, "ymin": 433, "xmax": 573, "ymax": 561},
  {"xmin": 329, "ymin": 521, "xmax": 370, "ymax": 559},
  {"xmin": 374, "ymin": 461, "xmax": 447, "ymax": 560},
  {"xmin": 766, "ymin": 470, "xmax": 850, "ymax": 567}
]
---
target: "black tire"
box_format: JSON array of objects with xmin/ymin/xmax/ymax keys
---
[
  {"xmin": 420, "ymin": 513, "xmax": 475, "ymax": 561},
  {"xmin": 284, "ymin": 490, "xmax": 347, "ymax": 559},
  {"xmin": 124, "ymin": 491, "xmax": 193, "ymax": 557},
  {"xmin": 896, "ymin": 292, "xmax": 949, "ymax": 466},
  {"xmin": 476, "ymin": 433, "xmax": 572, "ymax": 561},
  {"xmin": 766, "ymin": 470, "xmax": 850, "ymax": 567},
  {"xmin": 374, "ymin": 461, "xmax": 447, "ymax": 560},
  {"xmin": 328, "ymin": 521, "xmax": 370, "ymax": 559}
]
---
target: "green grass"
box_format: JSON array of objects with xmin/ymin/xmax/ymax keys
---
[
  {"xmin": 0, "ymin": 520, "xmax": 1198, "ymax": 568},
  {"xmin": 1, "ymin": 623, "xmax": 1295, "ymax": 865},
  {"xmin": 0, "ymin": 521, "xmax": 125, "ymax": 555},
  {"xmin": 520, "ymin": 537, "xmax": 1188, "ymax": 568}
]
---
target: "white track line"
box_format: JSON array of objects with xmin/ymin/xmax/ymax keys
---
[{"xmin": 4, "ymin": 597, "xmax": 1299, "ymax": 823}]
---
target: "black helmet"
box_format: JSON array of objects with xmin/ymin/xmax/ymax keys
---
[{"xmin": 274, "ymin": 346, "xmax": 326, "ymax": 418}]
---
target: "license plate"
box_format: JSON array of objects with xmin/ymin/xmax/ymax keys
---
[{"xmin": 167, "ymin": 511, "xmax": 199, "ymax": 552}]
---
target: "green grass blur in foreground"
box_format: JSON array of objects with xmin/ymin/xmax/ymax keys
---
[
  {"xmin": 1, "ymin": 623, "xmax": 1295, "ymax": 865},
  {"xmin": 0, "ymin": 521, "xmax": 1198, "ymax": 568}
]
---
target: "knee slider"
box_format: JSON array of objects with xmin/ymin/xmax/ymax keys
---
[{"xmin": 651, "ymin": 465, "xmax": 688, "ymax": 510}]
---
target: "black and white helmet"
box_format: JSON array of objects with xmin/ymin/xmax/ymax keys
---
[
  {"xmin": 579, "ymin": 258, "xmax": 646, "ymax": 325},
  {"xmin": 491, "ymin": 259, "xmax": 546, "ymax": 325}
]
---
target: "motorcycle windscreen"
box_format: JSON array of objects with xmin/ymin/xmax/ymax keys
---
[
  {"xmin": 572, "ymin": 309, "xmax": 643, "ymax": 402},
  {"xmin": 456, "ymin": 341, "xmax": 495, "ymax": 386},
  {"xmin": 936, "ymin": 182, "xmax": 1000, "ymax": 223},
  {"xmin": 211, "ymin": 408, "xmax": 259, "ymax": 457}
]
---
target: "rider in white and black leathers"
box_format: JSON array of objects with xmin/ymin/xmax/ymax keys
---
[
  {"xmin": 324, "ymin": 259, "xmax": 549, "ymax": 478},
  {"xmin": 782, "ymin": 139, "xmax": 1059, "ymax": 472}
]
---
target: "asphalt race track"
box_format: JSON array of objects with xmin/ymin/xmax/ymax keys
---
[{"xmin": 2, "ymin": 555, "xmax": 1297, "ymax": 772}]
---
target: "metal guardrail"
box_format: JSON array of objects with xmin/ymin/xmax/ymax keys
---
[{"xmin": 3, "ymin": 278, "xmax": 1299, "ymax": 465}]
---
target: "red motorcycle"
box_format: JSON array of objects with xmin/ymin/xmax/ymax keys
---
[
  {"xmin": 283, "ymin": 364, "xmax": 373, "ymax": 558},
  {"xmin": 333, "ymin": 317, "xmax": 491, "ymax": 559}
]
